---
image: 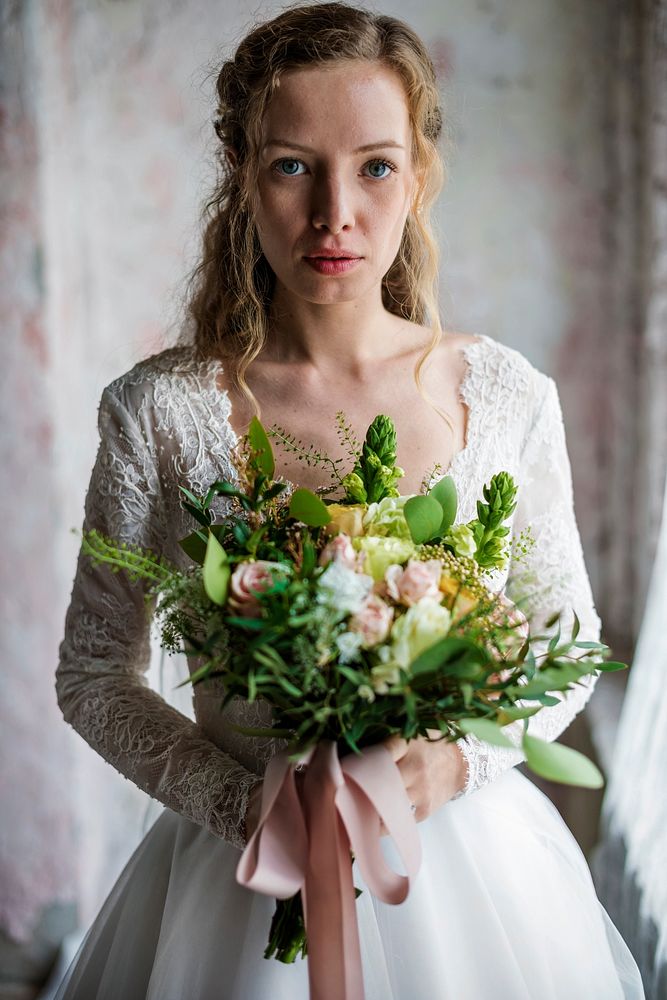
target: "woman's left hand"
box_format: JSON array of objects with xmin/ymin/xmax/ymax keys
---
[{"xmin": 379, "ymin": 730, "xmax": 468, "ymax": 830}]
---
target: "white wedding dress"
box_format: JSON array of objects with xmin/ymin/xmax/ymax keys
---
[{"xmin": 54, "ymin": 333, "xmax": 645, "ymax": 999}]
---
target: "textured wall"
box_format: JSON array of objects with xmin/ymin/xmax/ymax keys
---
[{"xmin": 0, "ymin": 0, "xmax": 648, "ymax": 957}]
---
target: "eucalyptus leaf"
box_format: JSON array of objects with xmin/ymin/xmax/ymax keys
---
[
  {"xmin": 289, "ymin": 488, "xmax": 332, "ymax": 527},
  {"xmin": 428, "ymin": 475, "xmax": 458, "ymax": 534},
  {"xmin": 496, "ymin": 705, "xmax": 542, "ymax": 724},
  {"xmin": 534, "ymin": 693, "xmax": 562, "ymax": 707},
  {"xmin": 522, "ymin": 734, "xmax": 604, "ymax": 788},
  {"xmin": 248, "ymin": 417, "xmax": 275, "ymax": 478},
  {"xmin": 404, "ymin": 494, "xmax": 446, "ymax": 544},
  {"xmin": 514, "ymin": 662, "xmax": 589, "ymax": 698},
  {"xmin": 459, "ymin": 717, "xmax": 515, "ymax": 748},
  {"xmin": 596, "ymin": 660, "xmax": 628, "ymax": 672},
  {"xmin": 202, "ymin": 532, "xmax": 231, "ymax": 606},
  {"xmin": 410, "ymin": 636, "xmax": 490, "ymax": 677}
]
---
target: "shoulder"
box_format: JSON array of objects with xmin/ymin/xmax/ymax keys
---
[
  {"xmin": 451, "ymin": 331, "xmax": 555, "ymax": 427},
  {"xmin": 98, "ymin": 343, "xmax": 217, "ymax": 424},
  {"xmin": 103, "ymin": 343, "xmax": 202, "ymax": 404}
]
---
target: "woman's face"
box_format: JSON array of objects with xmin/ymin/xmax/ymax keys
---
[{"xmin": 252, "ymin": 60, "xmax": 418, "ymax": 307}]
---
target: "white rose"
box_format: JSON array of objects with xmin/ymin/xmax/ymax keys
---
[
  {"xmin": 335, "ymin": 630, "xmax": 364, "ymax": 663},
  {"xmin": 362, "ymin": 495, "xmax": 414, "ymax": 539},
  {"xmin": 316, "ymin": 561, "xmax": 374, "ymax": 617},
  {"xmin": 389, "ymin": 598, "xmax": 453, "ymax": 669},
  {"xmin": 355, "ymin": 536, "xmax": 416, "ymax": 582}
]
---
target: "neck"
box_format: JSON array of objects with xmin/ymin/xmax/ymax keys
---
[{"xmin": 261, "ymin": 282, "xmax": 415, "ymax": 376}]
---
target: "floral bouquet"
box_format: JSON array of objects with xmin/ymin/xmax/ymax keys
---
[{"xmin": 81, "ymin": 413, "xmax": 625, "ymax": 995}]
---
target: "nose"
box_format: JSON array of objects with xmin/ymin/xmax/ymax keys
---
[{"xmin": 310, "ymin": 171, "xmax": 354, "ymax": 233}]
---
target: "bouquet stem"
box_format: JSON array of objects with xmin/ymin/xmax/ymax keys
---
[{"xmin": 264, "ymin": 892, "xmax": 307, "ymax": 963}]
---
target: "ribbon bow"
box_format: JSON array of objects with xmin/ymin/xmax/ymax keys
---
[{"xmin": 236, "ymin": 740, "xmax": 422, "ymax": 1000}]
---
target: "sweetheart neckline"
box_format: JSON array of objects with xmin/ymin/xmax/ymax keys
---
[{"xmin": 204, "ymin": 333, "xmax": 492, "ymax": 495}]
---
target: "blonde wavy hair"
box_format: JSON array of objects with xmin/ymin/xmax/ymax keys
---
[{"xmin": 181, "ymin": 1, "xmax": 452, "ymax": 427}]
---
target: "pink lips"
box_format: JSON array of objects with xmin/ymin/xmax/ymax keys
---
[{"xmin": 304, "ymin": 254, "xmax": 363, "ymax": 275}]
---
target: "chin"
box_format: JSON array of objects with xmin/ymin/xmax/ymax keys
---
[{"xmin": 274, "ymin": 269, "xmax": 381, "ymax": 306}]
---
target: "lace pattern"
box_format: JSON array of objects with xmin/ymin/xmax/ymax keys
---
[{"xmin": 55, "ymin": 334, "xmax": 602, "ymax": 846}]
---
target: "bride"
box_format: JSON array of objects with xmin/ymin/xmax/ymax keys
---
[{"xmin": 54, "ymin": 3, "xmax": 645, "ymax": 997}]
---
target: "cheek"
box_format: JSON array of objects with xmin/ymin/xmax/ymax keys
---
[
  {"xmin": 254, "ymin": 180, "xmax": 296, "ymax": 238},
  {"xmin": 363, "ymin": 190, "xmax": 411, "ymax": 259},
  {"xmin": 368, "ymin": 183, "xmax": 411, "ymax": 231}
]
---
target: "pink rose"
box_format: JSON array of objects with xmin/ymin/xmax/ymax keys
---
[
  {"xmin": 318, "ymin": 533, "xmax": 358, "ymax": 570},
  {"xmin": 228, "ymin": 560, "xmax": 282, "ymax": 618},
  {"xmin": 349, "ymin": 593, "xmax": 394, "ymax": 647},
  {"xmin": 384, "ymin": 559, "xmax": 442, "ymax": 607}
]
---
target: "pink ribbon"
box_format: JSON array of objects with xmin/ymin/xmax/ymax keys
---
[{"xmin": 236, "ymin": 740, "xmax": 422, "ymax": 1000}]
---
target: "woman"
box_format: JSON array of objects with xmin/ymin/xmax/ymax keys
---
[{"xmin": 54, "ymin": 3, "xmax": 645, "ymax": 997}]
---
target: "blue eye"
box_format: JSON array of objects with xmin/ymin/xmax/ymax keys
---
[
  {"xmin": 274, "ymin": 159, "xmax": 305, "ymax": 176},
  {"xmin": 365, "ymin": 159, "xmax": 395, "ymax": 179}
]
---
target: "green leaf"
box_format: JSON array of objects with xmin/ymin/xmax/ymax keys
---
[
  {"xmin": 522, "ymin": 734, "xmax": 604, "ymax": 788},
  {"xmin": 288, "ymin": 488, "xmax": 332, "ymax": 527},
  {"xmin": 459, "ymin": 718, "xmax": 515, "ymax": 748},
  {"xmin": 597, "ymin": 660, "xmax": 628, "ymax": 672},
  {"xmin": 178, "ymin": 529, "xmax": 208, "ymax": 564},
  {"xmin": 571, "ymin": 610, "xmax": 580, "ymax": 641},
  {"xmin": 202, "ymin": 532, "xmax": 231, "ymax": 606},
  {"xmin": 248, "ymin": 416, "xmax": 275, "ymax": 478},
  {"xmin": 262, "ymin": 482, "xmax": 289, "ymax": 501},
  {"xmin": 428, "ymin": 475, "xmax": 458, "ymax": 534},
  {"xmin": 179, "ymin": 486, "xmax": 205, "ymax": 510},
  {"xmin": 404, "ymin": 494, "xmax": 445, "ymax": 544},
  {"xmin": 514, "ymin": 662, "xmax": 588, "ymax": 698},
  {"xmin": 204, "ymin": 480, "xmax": 249, "ymax": 505},
  {"xmin": 181, "ymin": 500, "xmax": 212, "ymax": 530},
  {"xmin": 410, "ymin": 635, "xmax": 491, "ymax": 677},
  {"xmin": 175, "ymin": 660, "xmax": 213, "ymax": 687},
  {"xmin": 409, "ymin": 636, "xmax": 490, "ymax": 677},
  {"xmin": 496, "ymin": 705, "xmax": 542, "ymax": 724},
  {"xmin": 534, "ymin": 693, "xmax": 561, "ymax": 707}
]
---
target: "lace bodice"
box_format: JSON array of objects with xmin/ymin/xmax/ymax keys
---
[{"xmin": 55, "ymin": 334, "xmax": 602, "ymax": 851}]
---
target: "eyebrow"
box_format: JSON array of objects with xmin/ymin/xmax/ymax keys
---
[{"xmin": 263, "ymin": 139, "xmax": 405, "ymax": 154}]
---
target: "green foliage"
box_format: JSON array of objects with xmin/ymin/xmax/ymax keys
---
[
  {"xmin": 404, "ymin": 476, "xmax": 459, "ymax": 545},
  {"xmin": 428, "ymin": 475, "xmax": 458, "ymax": 534},
  {"xmin": 248, "ymin": 416, "xmax": 275, "ymax": 479},
  {"xmin": 343, "ymin": 414, "xmax": 404, "ymax": 504},
  {"xmin": 288, "ymin": 488, "xmax": 332, "ymax": 527},
  {"xmin": 79, "ymin": 417, "xmax": 623, "ymax": 794},
  {"xmin": 458, "ymin": 718, "xmax": 516, "ymax": 748},
  {"xmin": 469, "ymin": 472, "xmax": 518, "ymax": 569},
  {"xmin": 81, "ymin": 529, "xmax": 177, "ymax": 585},
  {"xmin": 404, "ymin": 495, "xmax": 445, "ymax": 544},
  {"xmin": 202, "ymin": 532, "xmax": 231, "ymax": 606},
  {"xmin": 522, "ymin": 733, "xmax": 604, "ymax": 788}
]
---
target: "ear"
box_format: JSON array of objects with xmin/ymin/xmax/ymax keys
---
[{"xmin": 225, "ymin": 146, "xmax": 239, "ymax": 169}]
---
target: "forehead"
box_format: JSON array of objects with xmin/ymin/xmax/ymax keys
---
[{"xmin": 260, "ymin": 60, "xmax": 411, "ymax": 149}]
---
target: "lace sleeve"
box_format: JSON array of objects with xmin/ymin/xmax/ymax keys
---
[
  {"xmin": 454, "ymin": 374, "xmax": 603, "ymax": 796},
  {"xmin": 55, "ymin": 386, "xmax": 263, "ymax": 850}
]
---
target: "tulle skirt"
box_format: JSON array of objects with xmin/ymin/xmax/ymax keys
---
[{"xmin": 54, "ymin": 767, "xmax": 644, "ymax": 999}]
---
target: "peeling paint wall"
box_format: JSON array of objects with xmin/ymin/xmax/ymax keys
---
[{"xmin": 1, "ymin": 0, "xmax": 657, "ymax": 963}]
